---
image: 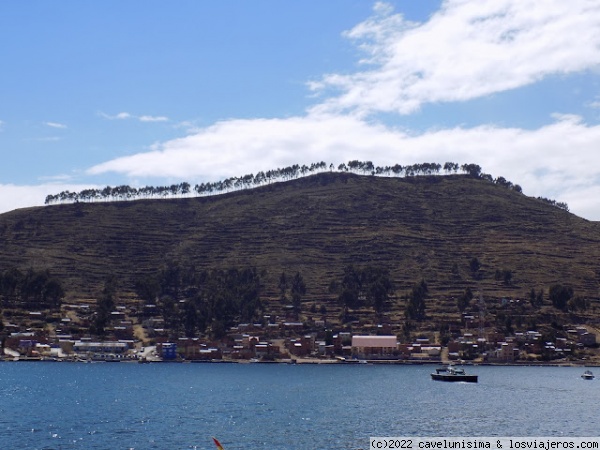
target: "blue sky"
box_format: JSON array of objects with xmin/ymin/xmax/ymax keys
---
[{"xmin": 2, "ymin": 0, "xmax": 600, "ymax": 219}]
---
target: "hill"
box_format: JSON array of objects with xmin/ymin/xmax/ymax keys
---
[{"xmin": 1, "ymin": 172, "xmax": 600, "ymax": 318}]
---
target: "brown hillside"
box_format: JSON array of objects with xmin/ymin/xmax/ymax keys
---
[{"xmin": 1, "ymin": 172, "xmax": 599, "ymax": 305}]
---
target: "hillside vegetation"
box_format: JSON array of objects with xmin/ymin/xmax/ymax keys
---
[{"xmin": 1, "ymin": 172, "xmax": 599, "ymax": 324}]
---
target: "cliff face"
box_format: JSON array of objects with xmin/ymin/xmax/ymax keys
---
[{"xmin": 0, "ymin": 172, "xmax": 599, "ymax": 304}]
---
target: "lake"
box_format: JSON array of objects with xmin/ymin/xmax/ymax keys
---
[{"xmin": 0, "ymin": 362, "xmax": 597, "ymax": 449}]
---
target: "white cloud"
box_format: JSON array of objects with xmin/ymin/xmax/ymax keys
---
[
  {"xmin": 310, "ymin": 0, "xmax": 600, "ymax": 116},
  {"xmin": 139, "ymin": 115, "xmax": 169, "ymax": 122},
  {"xmin": 44, "ymin": 121, "xmax": 67, "ymax": 129},
  {"xmin": 87, "ymin": 114, "xmax": 390, "ymax": 179},
  {"xmin": 587, "ymin": 98, "xmax": 600, "ymax": 109},
  {"xmin": 0, "ymin": 183, "xmax": 101, "ymax": 214},
  {"xmin": 99, "ymin": 111, "xmax": 169, "ymax": 122},
  {"xmin": 99, "ymin": 111, "xmax": 133, "ymax": 120}
]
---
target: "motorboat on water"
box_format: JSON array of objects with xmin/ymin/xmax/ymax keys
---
[
  {"xmin": 581, "ymin": 370, "xmax": 595, "ymax": 380},
  {"xmin": 431, "ymin": 366, "xmax": 478, "ymax": 383}
]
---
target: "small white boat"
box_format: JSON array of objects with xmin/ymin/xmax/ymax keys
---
[{"xmin": 581, "ymin": 370, "xmax": 594, "ymax": 380}]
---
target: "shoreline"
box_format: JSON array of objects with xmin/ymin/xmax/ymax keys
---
[{"xmin": 3, "ymin": 356, "xmax": 599, "ymax": 367}]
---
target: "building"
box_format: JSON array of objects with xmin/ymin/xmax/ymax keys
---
[
  {"xmin": 492, "ymin": 342, "xmax": 516, "ymax": 362},
  {"xmin": 573, "ymin": 327, "xmax": 596, "ymax": 347},
  {"xmin": 158, "ymin": 342, "xmax": 178, "ymax": 360},
  {"xmin": 351, "ymin": 335, "xmax": 397, "ymax": 359}
]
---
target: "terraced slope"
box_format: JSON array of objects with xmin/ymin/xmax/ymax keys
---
[{"xmin": 0, "ymin": 172, "xmax": 599, "ymax": 308}]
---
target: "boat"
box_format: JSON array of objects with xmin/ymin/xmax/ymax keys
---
[
  {"xmin": 581, "ymin": 370, "xmax": 595, "ymax": 380},
  {"xmin": 431, "ymin": 366, "xmax": 478, "ymax": 383}
]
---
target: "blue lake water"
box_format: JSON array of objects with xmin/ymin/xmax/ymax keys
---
[{"xmin": 0, "ymin": 362, "xmax": 598, "ymax": 449}]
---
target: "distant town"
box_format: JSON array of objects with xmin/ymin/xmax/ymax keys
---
[{"xmin": 3, "ymin": 300, "xmax": 598, "ymax": 365}]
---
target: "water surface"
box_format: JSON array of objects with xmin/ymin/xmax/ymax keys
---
[{"xmin": 0, "ymin": 363, "xmax": 596, "ymax": 449}]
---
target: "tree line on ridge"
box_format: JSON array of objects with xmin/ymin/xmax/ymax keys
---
[{"xmin": 42, "ymin": 160, "xmax": 568, "ymax": 212}]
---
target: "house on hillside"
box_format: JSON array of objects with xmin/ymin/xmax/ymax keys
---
[
  {"xmin": 568, "ymin": 327, "xmax": 597, "ymax": 347},
  {"xmin": 490, "ymin": 342, "xmax": 516, "ymax": 362}
]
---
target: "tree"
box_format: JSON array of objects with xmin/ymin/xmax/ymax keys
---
[
  {"xmin": 0, "ymin": 267, "xmax": 24, "ymax": 307},
  {"xmin": 337, "ymin": 265, "xmax": 361, "ymax": 321},
  {"xmin": 182, "ymin": 300, "xmax": 197, "ymax": 337},
  {"xmin": 291, "ymin": 272, "xmax": 306, "ymax": 315},
  {"xmin": 0, "ymin": 267, "xmax": 64, "ymax": 308},
  {"xmin": 549, "ymin": 284, "xmax": 574, "ymax": 311},
  {"xmin": 443, "ymin": 162, "xmax": 459, "ymax": 174},
  {"xmin": 339, "ymin": 289, "xmax": 359, "ymax": 321},
  {"xmin": 457, "ymin": 287, "xmax": 473, "ymax": 312},
  {"xmin": 495, "ymin": 269, "xmax": 513, "ymax": 286},
  {"xmin": 138, "ymin": 265, "xmax": 263, "ymax": 337},
  {"xmin": 362, "ymin": 266, "xmax": 394, "ymax": 315},
  {"xmin": 333, "ymin": 265, "xmax": 395, "ymax": 318},
  {"xmin": 469, "ymin": 257, "xmax": 481, "ymax": 280},
  {"xmin": 278, "ymin": 272, "xmax": 288, "ymax": 303},
  {"xmin": 159, "ymin": 294, "xmax": 178, "ymax": 332},
  {"xmin": 363, "ymin": 161, "xmax": 375, "ymax": 175},
  {"xmin": 42, "ymin": 278, "xmax": 64, "ymax": 308},
  {"xmin": 402, "ymin": 320, "xmax": 414, "ymax": 341},
  {"xmin": 529, "ymin": 288, "xmax": 543, "ymax": 308},
  {"xmin": 536, "ymin": 289, "xmax": 544, "ymax": 307},
  {"xmin": 180, "ymin": 182, "xmax": 191, "ymax": 196},
  {"xmin": 161, "ymin": 262, "xmax": 182, "ymax": 302},
  {"xmin": 92, "ymin": 276, "xmax": 118, "ymax": 338},
  {"xmin": 567, "ymin": 296, "xmax": 588, "ymax": 312},
  {"xmin": 438, "ymin": 322, "xmax": 451, "ymax": 346},
  {"xmin": 134, "ymin": 275, "xmax": 161, "ymax": 304},
  {"xmin": 405, "ymin": 280, "xmax": 428, "ymax": 321},
  {"xmin": 391, "ymin": 164, "xmax": 403, "ymax": 176},
  {"xmin": 461, "ymin": 163, "xmax": 482, "ymax": 177}
]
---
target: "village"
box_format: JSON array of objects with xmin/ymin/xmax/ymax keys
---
[{"xmin": 2, "ymin": 299, "xmax": 599, "ymax": 365}]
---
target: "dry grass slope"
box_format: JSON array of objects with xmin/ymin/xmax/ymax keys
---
[{"xmin": 1, "ymin": 172, "xmax": 599, "ymax": 315}]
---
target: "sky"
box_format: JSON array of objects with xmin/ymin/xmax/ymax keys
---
[{"xmin": 2, "ymin": 0, "xmax": 600, "ymax": 219}]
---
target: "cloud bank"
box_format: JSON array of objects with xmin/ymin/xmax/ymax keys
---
[{"xmin": 86, "ymin": 113, "xmax": 600, "ymax": 215}]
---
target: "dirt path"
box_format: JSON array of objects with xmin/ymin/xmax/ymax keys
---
[{"xmin": 133, "ymin": 324, "xmax": 148, "ymax": 345}]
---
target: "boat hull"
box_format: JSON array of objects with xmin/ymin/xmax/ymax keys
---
[{"xmin": 431, "ymin": 373, "xmax": 478, "ymax": 383}]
